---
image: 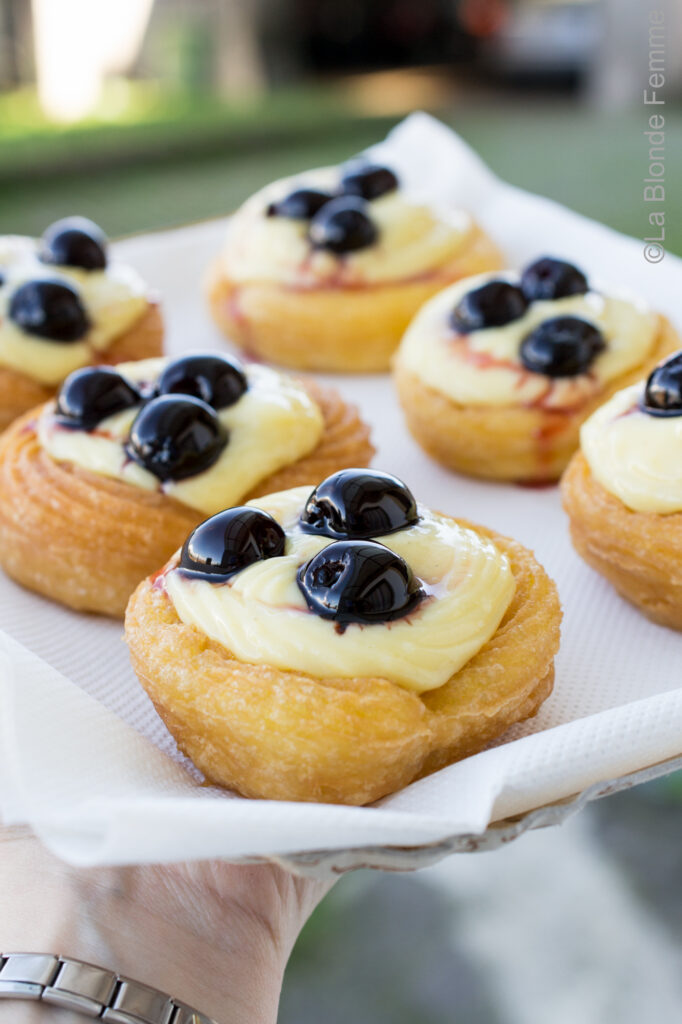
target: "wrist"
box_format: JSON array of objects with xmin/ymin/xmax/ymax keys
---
[
  {"xmin": 80, "ymin": 898, "xmax": 286, "ymax": 1024},
  {"xmin": 0, "ymin": 829, "xmax": 326, "ymax": 1024}
]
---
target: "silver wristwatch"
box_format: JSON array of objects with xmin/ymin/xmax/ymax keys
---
[{"xmin": 0, "ymin": 954, "xmax": 218, "ymax": 1023}]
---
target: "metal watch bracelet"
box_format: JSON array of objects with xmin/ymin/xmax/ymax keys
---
[{"xmin": 0, "ymin": 953, "xmax": 218, "ymax": 1023}]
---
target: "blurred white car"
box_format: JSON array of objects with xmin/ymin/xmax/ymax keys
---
[{"xmin": 480, "ymin": 0, "xmax": 600, "ymax": 84}]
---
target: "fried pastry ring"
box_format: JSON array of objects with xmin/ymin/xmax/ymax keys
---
[
  {"xmin": 394, "ymin": 314, "xmax": 680, "ymax": 483},
  {"xmin": 0, "ymin": 382, "xmax": 373, "ymax": 617},
  {"xmin": 0, "ymin": 302, "xmax": 164, "ymax": 434},
  {"xmin": 125, "ymin": 522, "xmax": 561, "ymax": 805},
  {"xmin": 561, "ymin": 451, "xmax": 682, "ymax": 630},
  {"xmin": 206, "ymin": 225, "xmax": 503, "ymax": 373}
]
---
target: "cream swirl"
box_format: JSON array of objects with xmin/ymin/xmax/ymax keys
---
[
  {"xmin": 0, "ymin": 235, "xmax": 149, "ymax": 385},
  {"xmin": 396, "ymin": 272, "xmax": 659, "ymax": 410},
  {"xmin": 163, "ymin": 486, "xmax": 516, "ymax": 693},
  {"xmin": 581, "ymin": 382, "xmax": 682, "ymax": 514},
  {"xmin": 37, "ymin": 358, "xmax": 324, "ymax": 515},
  {"xmin": 218, "ymin": 167, "xmax": 474, "ymax": 288}
]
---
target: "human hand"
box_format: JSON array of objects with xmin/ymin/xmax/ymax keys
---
[{"xmin": 0, "ymin": 825, "xmax": 333, "ymax": 1024}]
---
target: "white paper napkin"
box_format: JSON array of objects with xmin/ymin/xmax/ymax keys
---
[{"xmin": 1, "ymin": 113, "xmax": 681, "ymax": 867}]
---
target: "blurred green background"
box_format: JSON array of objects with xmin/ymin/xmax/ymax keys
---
[
  {"xmin": 1, "ymin": 0, "xmax": 680, "ymax": 254},
  {"xmin": 1, "ymin": 1, "xmax": 681, "ymax": 1020},
  {"xmin": 3, "ymin": 96, "xmax": 681, "ymax": 255}
]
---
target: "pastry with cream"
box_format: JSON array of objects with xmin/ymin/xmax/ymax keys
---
[
  {"xmin": 0, "ymin": 217, "xmax": 163, "ymax": 432},
  {"xmin": 394, "ymin": 257, "xmax": 680, "ymax": 481},
  {"xmin": 562, "ymin": 351, "xmax": 682, "ymax": 630},
  {"xmin": 125, "ymin": 469, "xmax": 561, "ymax": 804},
  {"xmin": 0, "ymin": 353, "xmax": 373, "ymax": 616},
  {"xmin": 206, "ymin": 158, "xmax": 503, "ymax": 372}
]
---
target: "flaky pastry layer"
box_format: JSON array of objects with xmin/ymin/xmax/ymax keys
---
[
  {"xmin": 562, "ymin": 450, "xmax": 682, "ymax": 630},
  {"xmin": 0, "ymin": 382, "xmax": 373, "ymax": 616},
  {"xmin": 125, "ymin": 522, "xmax": 561, "ymax": 805},
  {"xmin": 394, "ymin": 314, "xmax": 680, "ymax": 482},
  {"xmin": 206, "ymin": 225, "xmax": 503, "ymax": 373},
  {"xmin": 0, "ymin": 302, "xmax": 164, "ymax": 434}
]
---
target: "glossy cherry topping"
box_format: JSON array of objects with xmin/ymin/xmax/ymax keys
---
[
  {"xmin": 450, "ymin": 281, "xmax": 528, "ymax": 333},
  {"xmin": 519, "ymin": 316, "xmax": 605, "ymax": 377},
  {"xmin": 308, "ymin": 196, "xmax": 378, "ymax": 254},
  {"xmin": 158, "ymin": 353, "xmax": 247, "ymax": 410},
  {"xmin": 55, "ymin": 367, "xmax": 141, "ymax": 431},
  {"xmin": 339, "ymin": 161, "xmax": 399, "ymax": 201},
  {"xmin": 641, "ymin": 353, "xmax": 682, "ymax": 417},
  {"xmin": 300, "ymin": 469, "xmax": 419, "ymax": 540},
  {"xmin": 126, "ymin": 395, "xmax": 227, "ymax": 481},
  {"xmin": 180, "ymin": 506, "xmax": 286, "ymax": 580},
  {"xmin": 8, "ymin": 278, "xmax": 90, "ymax": 342},
  {"xmin": 39, "ymin": 216, "xmax": 107, "ymax": 271},
  {"xmin": 521, "ymin": 257, "xmax": 588, "ymax": 302},
  {"xmin": 266, "ymin": 188, "xmax": 334, "ymax": 219},
  {"xmin": 298, "ymin": 540, "xmax": 423, "ymax": 626}
]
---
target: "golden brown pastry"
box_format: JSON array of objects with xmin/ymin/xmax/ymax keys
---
[
  {"xmin": 0, "ymin": 355, "xmax": 373, "ymax": 616},
  {"xmin": 0, "ymin": 218, "xmax": 163, "ymax": 432},
  {"xmin": 562, "ymin": 352, "xmax": 682, "ymax": 629},
  {"xmin": 394, "ymin": 257, "xmax": 680, "ymax": 482},
  {"xmin": 207, "ymin": 158, "xmax": 502, "ymax": 372},
  {"xmin": 125, "ymin": 470, "xmax": 561, "ymax": 805}
]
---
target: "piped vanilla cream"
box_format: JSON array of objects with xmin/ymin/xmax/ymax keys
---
[
  {"xmin": 37, "ymin": 358, "xmax": 325, "ymax": 515},
  {"xmin": 163, "ymin": 486, "xmax": 516, "ymax": 693},
  {"xmin": 581, "ymin": 383, "xmax": 682, "ymax": 514},
  {"xmin": 219, "ymin": 167, "xmax": 474, "ymax": 288},
  {"xmin": 0, "ymin": 236, "xmax": 149, "ymax": 386},
  {"xmin": 397, "ymin": 272, "xmax": 659, "ymax": 410}
]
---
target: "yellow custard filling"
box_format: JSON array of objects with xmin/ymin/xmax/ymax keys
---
[
  {"xmin": 37, "ymin": 359, "xmax": 324, "ymax": 515},
  {"xmin": 396, "ymin": 273, "xmax": 659, "ymax": 410},
  {"xmin": 219, "ymin": 167, "xmax": 474, "ymax": 288},
  {"xmin": 164, "ymin": 486, "xmax": 516, "ymax": 693},
  {"xmin": 581, "ymin": 383, "xmax": 682, "ymax": 514},
  {"xmin": 0, "ymin": 236, "xmax": 149, "ymax": 386}
]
